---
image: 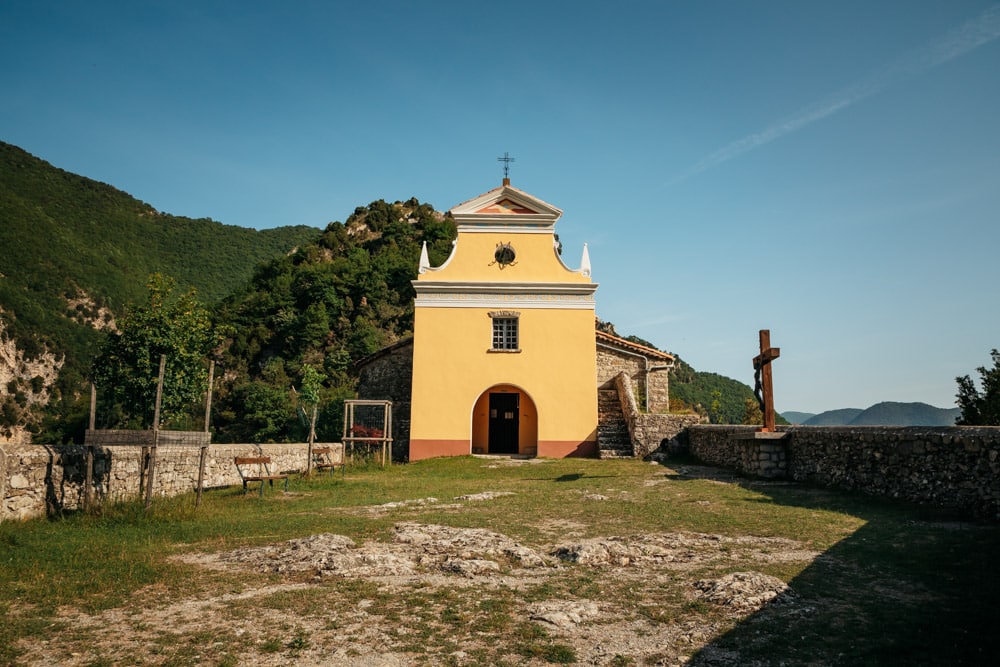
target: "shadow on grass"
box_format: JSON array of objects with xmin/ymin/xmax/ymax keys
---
[
  {"xmin": 522, "ymin": 472, "xmax": 619, "ymax": 483},
  {"xmin": 669, "ymin": 465, "xmax": 1000, "ymax": 666}
]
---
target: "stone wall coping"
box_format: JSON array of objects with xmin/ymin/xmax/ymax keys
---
[{"xmin": 729, "ymin": 431, "xmax": 789, "ymax": 441}]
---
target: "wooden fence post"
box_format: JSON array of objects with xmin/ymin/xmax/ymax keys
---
[
  {"xmin": 145, "ymin": 355, "xmax": 166, "ymax": 510},
  {"xmin": 196, "ymin": 361, "xmax": 214, "ymax": 508}
]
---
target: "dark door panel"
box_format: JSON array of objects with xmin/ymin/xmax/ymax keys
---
[{"xmin": 488, "ymin": 393, "xmax": 519, "ymax": 454}]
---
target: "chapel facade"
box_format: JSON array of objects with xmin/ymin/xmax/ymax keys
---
[
  {"xmin": 407, "ymin": 180, "xmax": 600, "ymax": 460},
  {"xmin": 356, "ymin": 180, "xmax": 681, "ymax": 461}
]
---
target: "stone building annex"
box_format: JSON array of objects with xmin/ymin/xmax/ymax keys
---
[{"xmin": 357, "ymin": 178, "xmax": 686, "ymax": 461}]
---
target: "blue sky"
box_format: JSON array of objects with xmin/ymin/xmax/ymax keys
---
[{"xmin": 3, "ymin": 1, "xmax": 998, "ymax": 414}]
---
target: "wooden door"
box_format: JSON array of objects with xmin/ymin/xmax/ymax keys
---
[{"xmin": 488, "ymin": 393, "xmax": 519, "ymax": 454}]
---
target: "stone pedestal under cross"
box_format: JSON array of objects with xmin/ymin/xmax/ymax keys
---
[{"xmin": 753, "ymin": 329, "xmax": 780, "ymax": 432}]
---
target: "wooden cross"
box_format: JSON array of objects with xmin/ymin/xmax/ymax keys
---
[
  {"xmin": 753, "ymin": 329, "xmax": 780, "ymax": 432},
  {"xmin": 497, "ymin": 152, "xmax": 515, "ymax": 182}
]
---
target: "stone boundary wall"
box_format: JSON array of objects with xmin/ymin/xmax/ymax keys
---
[
  {"xmin": 686, "ymin": 425, "xmax": 1000, "ymax": 519},
  {"xmin": 0, "ymin": 442, "xmax": 342, "ymax": 522},
  {"xmin": 85, "ymin": 429, "xmax": 212, "ymax": 447},
  {"xmin": 615, "ymin": 373, "xmax": 702, "ymax": 459}
]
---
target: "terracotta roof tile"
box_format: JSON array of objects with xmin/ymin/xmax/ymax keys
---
[{"xmin": 595, "ymin": 330, "xmax": 674, "ymax": 362}]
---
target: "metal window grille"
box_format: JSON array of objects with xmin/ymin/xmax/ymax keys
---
[{"xmin": 492, "ymin": 318, "xmax": 518, "ymax": 350}]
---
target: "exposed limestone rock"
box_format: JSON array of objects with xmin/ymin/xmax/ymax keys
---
[
  {"xmin": 202, "ymin": 523, "xmax": 550, "ymax": 580},
  {"xmin": 0, "ymin": 317, "xmax": 63, "ymax": 433},
  {"xmin": 529, "ymin": 599, "xmax": 601, "ymax": 629},
  {"xmin": 454, "ymin": 491, "xmax": 515, "ymax": 501},
  {"xmin": 692, "ymin": 571, "xmax": 796, "ymax": 615},
  {"xmin": 552, "ymin": 533, "xmax": 817, "ymax": 568},
  {"xmin": 441, "ymin": 557, "xmax": 501, "ymax": 577},
  {"xmin": 393, "ymin": 522, "xmax": 548, "ymax": 567},
  {"xmin": 64, "ymin": 289, "xmax": 117, "ymax": 332},
  {"xmin": 373, "ymin": 497, "xmax": 439, "ymax": 510}
]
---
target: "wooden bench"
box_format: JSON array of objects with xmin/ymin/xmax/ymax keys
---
[
  {"xmin": 312, "ymin": 444, "xmax": 346, "ymax": 477},
  {"xmin": 234, "ymin": 456, "xmax": 289, "ymax": 496}
]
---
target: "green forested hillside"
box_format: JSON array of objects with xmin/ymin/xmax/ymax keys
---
[
  {"xmin": 1, "ymin": 140, "xmax": 769, "ymax": 441},
  {"xmin": 210, "ymin": 198, "xmax": 456, "ymax": 443},
  {"xmin": 0, "ymin": 141, "xmax": 319, "ymax": 437},
  {"xmin": 668, "ymin": 356, "xmax": 788, "ymax": 425},
  {"xmin": 0, "ymin": 140, "xmax": 319, "ymax": 310}
]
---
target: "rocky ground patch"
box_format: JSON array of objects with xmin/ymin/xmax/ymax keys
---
[
  {"xmin": 14, "ymin": 457, "xmax": 975, "ymax": 667},
  {"xmin": 22, "ymin": 490, "xmax": 822, "ymax": 666}
]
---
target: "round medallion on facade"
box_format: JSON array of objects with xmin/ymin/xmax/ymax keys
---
[{"xmin": 494, "ymin": 242, "xmax": 516, "ymax": 268}]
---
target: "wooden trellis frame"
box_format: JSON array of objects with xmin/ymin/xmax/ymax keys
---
[
  {"xmin": 342, "ymin": 400, "xmax": 393, "ymax": 466},
  {"xmin": 84, "ymin": 356, "xmax": 215, "ymax": 509}
]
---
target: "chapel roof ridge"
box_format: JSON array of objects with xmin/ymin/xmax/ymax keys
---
[{"xmin": 449, "ymin": 180, "xmax": 563, "ymax": 218}]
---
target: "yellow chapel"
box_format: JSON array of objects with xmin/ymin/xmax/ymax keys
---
[{"xmin": 407, "ymin": 179, "xmax": 599, "ymax": 460}]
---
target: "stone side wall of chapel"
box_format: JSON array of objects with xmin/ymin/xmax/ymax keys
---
[
  {"xmin": 356, "ymin": 342, "xmax": 413, "ymax": 461},
  {"xmin": 596, "ymin": 346, "xmax": 670, "ymax": 413}
]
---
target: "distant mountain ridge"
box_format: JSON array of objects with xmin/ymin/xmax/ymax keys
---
[
  {"xmin": 782, "ymin": 402, "xmax": 959, "ymax": 426},
  {"xmin": 803, "ymin": 408, "xmax": 865, "ymax": 426}
]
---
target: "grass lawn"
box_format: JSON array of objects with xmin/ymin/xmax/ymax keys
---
[{"xmin": 2, "ymin": 455, "xmax": 998, "ymax": 665}]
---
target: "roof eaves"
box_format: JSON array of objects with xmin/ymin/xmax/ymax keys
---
[
  {"xmin": 353, "ymin": 337, "xmax": 414, "ymax": 371},
  {"xmin": 596, "ymin": 330, "xmax": 674, "ymax": 362}
]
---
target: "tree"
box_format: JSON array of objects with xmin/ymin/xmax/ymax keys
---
[
  {"xmin": 91, "ymin": 274, "xmax": 218, "ymax": 429},
  {"xmin": 956, "ymin": 349, "xmax": 1000, "ymax": 426},
  {"xmin": 708, "ymin": 390, "xmax": 723, "ymax": 424},
  {"xmin": 234, "ymin": 381, "xmax": 294, "ymax": 442},
  {"xmin": 299, "ymin": 364, "xmax": 325, "ymax": 473},
  {"xmin": 741, "ymin": 397, "xmax": 763, "ymax": 425}
]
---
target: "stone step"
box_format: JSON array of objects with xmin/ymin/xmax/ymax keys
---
[
  {"xmin": 597, "ymin": 387, "xmax": 633, "ymax": 457},
  {"xmin": 597, "ymin": 431, "xmax": 632, "ymax": 454},
  {"xmin": 598, "ymin": 441, "xmax": 631, "ymax": 450}
]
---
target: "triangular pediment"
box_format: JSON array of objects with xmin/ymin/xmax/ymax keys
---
[
  {"xmin": 450, "ymin": 184, "xmax": 562, "ymax": 229},
  {"xmin": 474, "ymin": 198, "xmax": 540, "ymax": 215}
]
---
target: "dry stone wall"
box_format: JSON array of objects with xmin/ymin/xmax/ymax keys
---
[
  {"xmin": 686, "ymin": 425, "xmax": 1000, "ymax": 519},
  {"xmin": 596, "ymin": 345, "xmax": 671, "ymax": 413},
  {"xmin": 356, "ymin": 340, "xmax": 412, "ymax": 461},
  {"xmin": 0, "ymin": 442, "xmax": 335, "ymax": 522},
  {"xmin": 615, "ymin": 373, "xmax": 701, "ymax": 458}
]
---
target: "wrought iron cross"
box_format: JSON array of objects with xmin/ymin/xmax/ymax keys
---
[
  {"xmin": 753, "ymin": 329, "xmax": 781, "ymax": 432},
  {"xmin": 497, "ymin": 152, "xmax": 515, "ymax": 181}
]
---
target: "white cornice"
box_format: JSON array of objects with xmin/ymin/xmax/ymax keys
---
[
  {"xmin": 457, "ymin": 223, "xmax": 554, "ymax": 233},
  {"xmin": 413, "ymin": 280, "xmax": 598, "ymax": 309}
]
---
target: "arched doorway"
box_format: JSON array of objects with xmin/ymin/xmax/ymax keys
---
[{"xmin": 471, "ymin": 385, "xmax": 538, "ymax": 456}]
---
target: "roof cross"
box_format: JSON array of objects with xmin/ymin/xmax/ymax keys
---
[{"xmin": 497, "ymin": 152, "xmax": 515, "ymax": 184}]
